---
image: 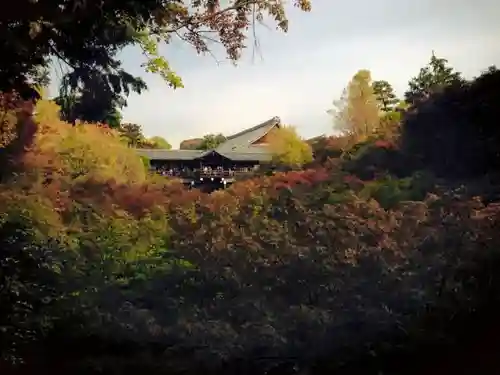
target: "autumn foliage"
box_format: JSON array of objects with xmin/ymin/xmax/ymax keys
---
[{"xmin": 2, "ymin": 65, "xmax": 500, "ymax": 375}]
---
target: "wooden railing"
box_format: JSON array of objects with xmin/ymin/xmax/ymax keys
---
[{"xmin": 157, "ymin": 168, "xmax": 257, "ymax": 179}]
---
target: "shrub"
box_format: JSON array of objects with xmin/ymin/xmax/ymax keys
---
[{"xmin": 342, "ymin": 139, "xmax": 411, "ymax": 180}]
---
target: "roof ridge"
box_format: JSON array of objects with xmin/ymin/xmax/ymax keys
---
[{"xmin": 225, "ymin": 116, "xmax": 280, "ymax": 141}]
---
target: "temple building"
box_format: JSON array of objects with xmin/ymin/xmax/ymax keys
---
[{"xmin": 136, "ymin": 117, "xmax": 281, "ymax": 189}]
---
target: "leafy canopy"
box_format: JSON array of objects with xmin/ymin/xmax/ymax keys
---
[
  {"xmin": 329, "ymin": 69, "xmax": 380, "ymax": 140},
  {"xmin": 404, "ymin": 51, "xmax": 463, "ymax": 105},
  {"xmin": 180, "ymin": 138, "xmax": 204, "ymax": 150},
  {"xmin": 197, "ymin": 133, "xmax": 227, "ymax": 150},
  {"xmin": 149, "ymin": 136, "xmax": 172, "ymax": 150},
  {"xmin": 268, "ymin": 126, "xmax": 313, "ymax": 167},
  {"xmin": 0, "ymin": 0, "xmax": 312, "ymax": 114},
  {"xmin": 372, "ymin": 80, "xmax": 398, "ymax": 112}
]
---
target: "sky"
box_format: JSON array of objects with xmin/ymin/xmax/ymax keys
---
[{"xmin": 59, "ymin": 0, "xmax": 500, "ymax": 148}]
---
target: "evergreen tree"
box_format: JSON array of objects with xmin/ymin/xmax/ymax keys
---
[
  {"xmin": 404, "ymin": 51, "xmax": 463, "ymax": 105},
  {"xmin": 373, "ymin": 80, "xmax": 398, "ymax": 112}
]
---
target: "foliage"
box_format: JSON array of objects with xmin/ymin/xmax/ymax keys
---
[
  {"xmin": 373, "ymin": 80, "xmax": 399, "ymax": 112},
  {"xmin": 2, "ymin": 47, "xmax": 500, "ymax": 375},
  {"xmin": 359, "ymin": 172, "xmax": 436, "ymax": 209},
  {"xmin": 0, "ymin": 0, "xmax": 312, "ymax": 115},
  {"xmin": 32, "ymin": 101, "xmax": 146, "ymax": 184},
  {"xmin": 54, "ymin": 89, "xmax": 124, "ymax": 127},
  {"xmin": 119, "ymin": 123, "xmax": 145, "ymax": 148},
  {"xmin": 404, "ymin": 51, "xmax": 463, "ymax": 106},
  {"xmin": 0, "ymin": 192, "xmax": 73, "ymax": 364},
  {"xmin": 27, "ymin": 180, "xmax": 500, "ymax": 375},
  {"xmin": 196, "ymin": 133, "xmax": 227, "ymax": 150},
  {"xmin": 149, "ymin": 136, "xmax": 171, "ymax": 150},
  {"xmin": 0, "ymin": 94, "xmax": 22, "ymax": 148},
  {"xmin": 329, "ymin": 69, "xmax": 380, "ymax": 140},
  {"xmin": 341, "ymin": 138, "xmax": 412, "ymax": 180},
  {"xmin": 118, "ymin": 123, "xmax": 170, "ymax": 150},
  {"xmin": 376, "ymin": 109, "xmax": 402, "ymax": 141},
  {"xmin": 308, "ymin": 134, "xmax": 354, "ymax": 166},
  {"xmin": 180, "ymin": 138, "xmax": 203, "ymax": 150},
  {"xmin": 401, "ymin": 66, "xmax": 500, "ymax": 178},
  {"xmin": 267, "ymin": 126, "xmax": 313, "ymax": 168},
  {"xmin": 0, "ymin": 93, "xmax": 38, "ymax": 178}
]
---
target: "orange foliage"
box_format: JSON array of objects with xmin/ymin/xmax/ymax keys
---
[
  {"xmin": 227, "ymin": 168, "xmax": 331, "ymax": 199},
  {"xmin": 374, "ymin": 139, "xmax": 396, "ymax": 149}
]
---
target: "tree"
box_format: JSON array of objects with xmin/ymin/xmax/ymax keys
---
[
  {"xmin": 328, "ymin": 69, "xmax": 380, "ymax": 140},
  {"xmin": 119, "ymin": 123, "xmax": 144, "ymax": 148},
  {"xmin": 54, "ymin": 76, "xmax": 126, "ymax": 127},
  {"xmin": 149, "ymin": 136, "xmax": 171, "ymax": 150},
  {"xmin": 117, "ymin": 125, "xmax": 171, "ymax": 149},
  {"xmin": 401, "ymin": 66, "xmax": 500, "ymax": 178},
  {"xmin": 267, "ymin": 126, "xmax": 313, "ymax": 167},
  {"xmin": 197, "ymin": 133, "xmax": 227, "ymax": 150},
  {"xmin": 372, "ymin": 80, "xmax": 398, "ymax": 112},
  {"xmin": 180, "ymin": 138, "xmax": 203, "ymax": 150},
  {"xmin": 378, "ymin": 110, "xmax": 402, "ymax": 141},
  {"xmin": 404, "ymin": 51, "xmax": 463, "ymax": 105},
  {"xmin": 104, "ymin": 108, "xmax": 123, "ymax": 129},
  {"xmin": 0, "ymin": 0, "xmax": 312, "ymax": 109}
]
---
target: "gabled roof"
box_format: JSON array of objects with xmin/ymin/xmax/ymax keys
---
[
  {"xmin": 136, "ymin": 116, "xmax": 280, "ymax": 162},
  {"xmin": 215, "ymin": 116, "xmax": 281, "ymax": 153}
]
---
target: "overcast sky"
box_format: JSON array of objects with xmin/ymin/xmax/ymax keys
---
[{"xmin": 64, "ymin": 0, "xmax": 500, "ymax": 147}]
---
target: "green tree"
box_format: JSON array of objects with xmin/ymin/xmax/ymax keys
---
[
  {"xmin": 404, "ymin": 51, "xmax": 463, "ymax": 105},
  {"xmin": 119, "ymin": 123, "xmax": 144, "ymax": 147},
  {"xmin": 268, "ymin": 126, "xmax": 313, "ymax": 167},
  {"xmin": 149, "ymin": 136, "xmax": 171, "ymax": 149},
  {"xmin": 329, "ymin": 69, "xmax": 380, "ymax": 140},
  {"xmin": 373, "ymin": 80, "xmax": 398, "ymax": 112},
  {"xmin": 197, "ymin": 133, "xmax": 227, "ymax": 150},
  {"xmin": 0, "ymin": 0, "xmax": 312, "ymax": 107},
  {"xmin": 104, "ymin": 108, "xmax": 123, "ymax": 129},
  {"xmin": 401, "ymin": 66, "xmax": 500, "ymax": 178},
  {"xmin": 55, "ymin": 76, "xmax": 127, "ymax": 127}
]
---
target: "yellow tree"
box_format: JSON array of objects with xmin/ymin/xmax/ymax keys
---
[
  {"xmin": 267, "ymin": 126, "xmax": 313, "ymax": 168},
  {"xmin": 33, "ymin": 100, "xmax": 146, "ymax": 183},
  {"xmin": 328, "ymin": 69, "xmax": 380, "ymax": 141}
]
